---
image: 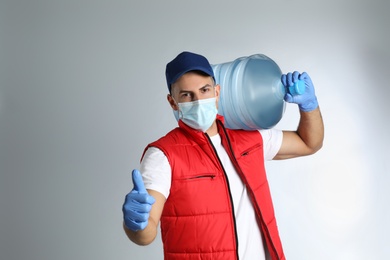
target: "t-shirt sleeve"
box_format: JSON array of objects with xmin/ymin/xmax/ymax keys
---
[
  {"xmin": 140, "ymin": 147, "xmax": 172, "ymax": 199},
  {"xmin": 259, "ymin": 128, "xmax": 283, "ymax": 161}
]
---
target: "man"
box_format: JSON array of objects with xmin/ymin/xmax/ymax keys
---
[{"xmin": 122, "ymin": 51, "xmax": 324, "ymax": 260}]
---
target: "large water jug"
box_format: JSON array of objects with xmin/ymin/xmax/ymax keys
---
[{"xmin": 212, "ymin": 54, "xmax": 304, "ymax": 130}]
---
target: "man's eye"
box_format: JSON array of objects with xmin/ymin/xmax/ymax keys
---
[
  {"xmin": 201, "ymin": 88, "xmax": 210, "ymax": 93},
  {"xmin": 180, "ymin": 93, "xmax": 191, "ymax": 99}
]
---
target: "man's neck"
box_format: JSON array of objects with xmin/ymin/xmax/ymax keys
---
[{"xmin": 205, "ymin": 121, "xmax": 218, "ymax": 136}]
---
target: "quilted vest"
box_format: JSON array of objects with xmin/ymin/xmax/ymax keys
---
[{"xmin": 145, "ymin": 115, "xmax": 285, "ymax": 260}]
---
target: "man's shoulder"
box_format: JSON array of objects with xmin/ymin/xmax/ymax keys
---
[
  {"xmin": 225, "ymin": 127, "xmax": 262, "ymax": 137},
  {"xmin": 149, "ymin": 127, "xmax": 186, "ymax": 146}
]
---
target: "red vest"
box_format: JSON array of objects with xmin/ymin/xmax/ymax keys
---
[{"xmin": 145, "ymin": 116, "xmax": 285, "ymax": 260}]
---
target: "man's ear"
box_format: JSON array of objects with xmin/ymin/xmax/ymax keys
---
[
  {"xmin": 167, "ymin": 94, "xmax": 178, "ymax": 110},
  {"xmin": 215, "ymin": 84, "xmax": 221, "ymax": 109},
  {"xmin": 215, "ymin": 84, "xmax": 220, "ymax": 98}
]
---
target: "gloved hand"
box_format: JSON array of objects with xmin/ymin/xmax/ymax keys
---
[
  {"xmin": 122, "ymin": 169, "xmax": 155, "ymax": 231},
  {"xmin": 281, "ymin": 71, "xmax": 318, "ymax": 112}
]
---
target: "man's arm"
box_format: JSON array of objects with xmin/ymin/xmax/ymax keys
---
[
  {"xmin": 274, "ymin": 107, "xmax": 324, "ymax": 159},
  {"xmin": 122, "ymin": 170, "xmax": 166, "ymax": 245},
  {"xmin": 274, "ymin": 71, "xmax": 324, "ymax": 160}
]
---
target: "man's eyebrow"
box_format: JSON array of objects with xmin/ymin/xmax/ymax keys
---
[
  {"xmin": 199, "ymin": 84, "xmax": 212, "ymax": 90},
  {"xmin": 178, "ymin": 89, "xmax": 192, "ymax": 94},
  {"xmin": 178, "ymin": 84, "xmax": 212, "ymax": 94}
]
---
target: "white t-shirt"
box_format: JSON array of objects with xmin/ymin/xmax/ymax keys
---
[{"xmin": 140, "ymin": 128, "xmax": 283, "ymax": 260}]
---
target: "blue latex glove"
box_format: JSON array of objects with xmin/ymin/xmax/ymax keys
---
[
  {"xmin": 122, "ymin": 169, "xmax": 155, "ymax": 231},
  {"xmin": 281, "ymin": 71, "xmax": 318, "ymax": 112}
]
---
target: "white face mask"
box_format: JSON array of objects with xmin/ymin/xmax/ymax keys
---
[{"xmin": 173, "ymin": 97, "xmax": 218, "ymax": 132}]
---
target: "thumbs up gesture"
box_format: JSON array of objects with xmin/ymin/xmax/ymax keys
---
[{"xmin": 122, "ymin": 169, "xmax": 156, "ymax": 231}]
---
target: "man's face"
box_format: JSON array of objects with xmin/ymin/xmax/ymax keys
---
[{"xmin": 168, "ymin": 72, "xmax": 220, "ymax": 110}]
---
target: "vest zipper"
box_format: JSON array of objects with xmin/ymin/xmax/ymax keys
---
[
  {"xmin": 217, "ymin": 121, "xmax": 280, "ymax": 260},
  {"xmin": 204, "ymin": 132, "xmax": 240, "ymax": 260},
  {"xmin": 184, "ymin": 174, "xmax": 216, "ymax": 180}
]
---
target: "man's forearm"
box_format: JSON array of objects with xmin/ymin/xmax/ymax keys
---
[
  {"xmin": 296, "ymin": 106, "xmax": 324, "ymax": 154},
  {"xmin": 123, "ymin": 218, "xmax": 158, "ymax": 246}
]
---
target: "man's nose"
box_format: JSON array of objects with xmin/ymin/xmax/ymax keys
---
[{"xmin": 192, "ymin": 93, "xmax": 201, "ymax": 102}]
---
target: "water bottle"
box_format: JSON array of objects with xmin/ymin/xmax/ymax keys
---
[{"xmin": 211, "ymin": 54, "xmax": 304, "ymax": 130}]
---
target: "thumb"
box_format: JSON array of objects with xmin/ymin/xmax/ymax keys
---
[
  {"xmin": 284, "ymin": 93, "xmax": 294, "ymax": 103},
  {"xmin": 132, "ymin": 169, "xmax": 147, "ymax": 194}
]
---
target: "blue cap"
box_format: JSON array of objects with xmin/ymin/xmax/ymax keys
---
[{"xmin": 165, "ymin": 51, "xmax": 215, "ymax": 91}]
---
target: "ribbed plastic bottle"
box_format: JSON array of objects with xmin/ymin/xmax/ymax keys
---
[{"xmin": 211, "ymin": 54, "xmax": 304, "ymax": 130}]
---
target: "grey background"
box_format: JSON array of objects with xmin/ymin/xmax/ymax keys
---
[{"xmin": 1, "ymin": 0, "xmax": 389, "ymax": 259}]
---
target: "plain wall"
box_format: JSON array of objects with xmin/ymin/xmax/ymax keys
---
[{"xmin": 1, "ymin": 0, "xmax": 389, "ymax": 259}]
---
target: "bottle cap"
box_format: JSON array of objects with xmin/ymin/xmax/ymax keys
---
[{"xmin": 288, "ymin": 80, "xmax": 306, "ymax": 95}]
